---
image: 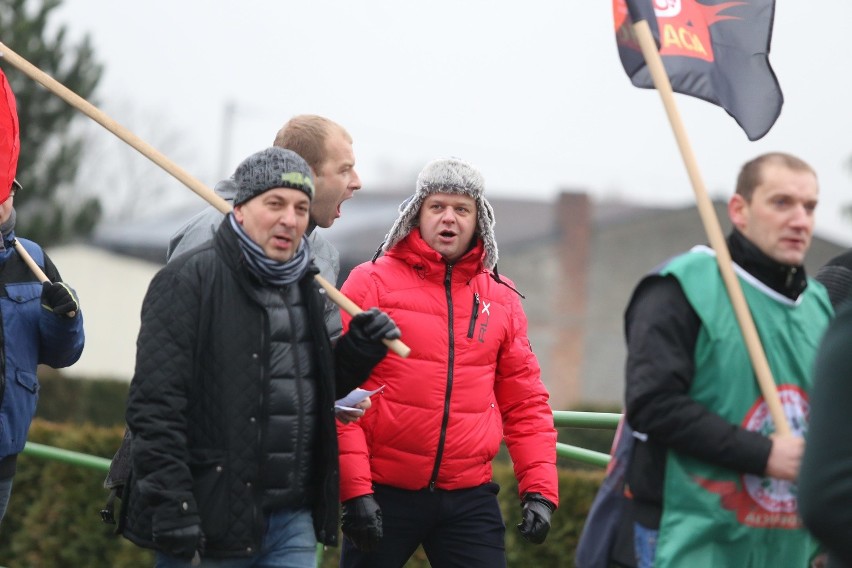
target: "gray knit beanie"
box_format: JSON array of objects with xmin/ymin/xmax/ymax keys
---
[
  {"xmin": 383, "ymin": 157, "xmax": 497, "ymax": 269},
  {"xmin": 233, "ymin": 147, "xmax": 315, "ymax": 206}
]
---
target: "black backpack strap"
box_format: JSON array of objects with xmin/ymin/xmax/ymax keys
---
[
  {"xmin": 101, "ymin": 428, "xmax": 133, "ymax": 526},
  {"xmin": 100, "ymin": 488, "xmax": 118, "ymax": 525}
]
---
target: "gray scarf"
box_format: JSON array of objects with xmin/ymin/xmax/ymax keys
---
[{"xmin": 227, "ymin": 212, "xmax": 311, "ymax": 286}]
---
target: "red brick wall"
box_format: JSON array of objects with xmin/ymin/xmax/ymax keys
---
[{"xmin": 549, "ymin": 192, "xmax": 590, "ymax": 409}]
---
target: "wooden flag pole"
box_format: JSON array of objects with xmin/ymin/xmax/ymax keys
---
[
  {"xmin": 631, "ymin": 20, "xmax": 790, "ymax": 435},
  {"xmin": 0, "ymin": 41, "xmax": 410, "ymax": 358},
  {"xmin": 13, "ymin": 240, "xmax": 47, "ymax": 282},
  {"xmin": 0, "ymin": 42, "xmax": 226, "ymax": 213}
]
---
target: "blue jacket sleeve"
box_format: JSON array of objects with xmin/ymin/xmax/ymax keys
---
[{"xmin": 37, "ymin": 252, "xmax": 84, "ymax": 368}]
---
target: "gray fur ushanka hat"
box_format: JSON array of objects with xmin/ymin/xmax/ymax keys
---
[{"xmin": 383, "ymin": 157, "xmax": 498, "ymax": 269}]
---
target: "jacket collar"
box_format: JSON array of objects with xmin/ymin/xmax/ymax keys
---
[
  {"xmin": 215, "ymin": 216, "xmax": 243, "ymax": 273},
  {"xmin": 386, "ymin": 228, "xmax": 486, "ymax": 281},
  {"xmin": 0, "ymin": 228, "xmax": 14, "ymax": 253},
  {"xmin": 728, "ymin": 229, "xmax": 808, "ymax": 301}
]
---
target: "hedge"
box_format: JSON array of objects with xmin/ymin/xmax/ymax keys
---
[
  {"xmin": 0, "ymin": 419, "xmax": 605, "ymax": 567},
  {"xmin": 0, "ymin": 420, "xmax": 153, "ymax": 567}
]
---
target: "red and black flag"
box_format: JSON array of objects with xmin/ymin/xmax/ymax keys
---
[
  {"xmin": 614, "ymin": 0, "xmax": 782, "ymax": 141},
  {"xmin": 0, "ymin": 67, "xmax": 19, "ymax": 204}
]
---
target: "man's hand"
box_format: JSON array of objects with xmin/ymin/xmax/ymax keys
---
[
  {"xmin": 341, "ymin": 494, "xmax": 383, "ymax": 552},
  {"xmin": 765, "ymin": 433, "xmax": 805, "ymax": 481},
  {"xmin": 348, "ymin": 308, "xmax": 401, "ymax": 344},
  {"xmin": 152, "ymin": 523, "xmax": 205, "ymax": 560},
  {"xmin": 517, "ymin": 493, "xmax": 555, "ymax": 544},
  {"xmin": 41, "ymin": 281, "xmax": 79, "ymax": 317},
  {"xmin": 337, "ymin": 396, "xmax": 372, "ymax": 424}
]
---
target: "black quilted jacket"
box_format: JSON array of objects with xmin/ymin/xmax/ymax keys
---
[{"xmin": 120, "ymin": 220, "xmax": 380, "ymax": 556}]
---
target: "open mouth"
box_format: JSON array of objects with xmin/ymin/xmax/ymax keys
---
[
  {"xmin": 337, "ymin": 194, "xmax": 354, "ymax": 218},
  {"xmin": 273, "ymin": 235, "xmax": 293, "ymax": 248}
]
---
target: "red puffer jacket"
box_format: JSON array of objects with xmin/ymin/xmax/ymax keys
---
[{"xmin": 338, "ymin": 229, "xmax": 558, "ymax": 506}]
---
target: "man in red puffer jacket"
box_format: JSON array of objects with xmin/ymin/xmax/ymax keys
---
[{"xmin": 337, "ymin": 157, "xmax": 558, "ymax": 568}]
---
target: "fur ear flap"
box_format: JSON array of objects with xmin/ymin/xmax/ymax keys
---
[{"xmin": 382, "ymin": 157, "xmax": 498, "ymax": 269}]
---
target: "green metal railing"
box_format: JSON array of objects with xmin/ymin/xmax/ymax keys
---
[
  {"xmin": 23, "ymin": 441, "xmax": 112, "ymax": 471},
  {"xmin": 22, "ymin": 410, "xmax": 622, "ymax": 472},
  {"xmin": 553, "ymin": 411, "xmax": 621, "ymax": 468}
]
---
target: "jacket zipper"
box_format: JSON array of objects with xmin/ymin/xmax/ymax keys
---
[
  {"xmin": 429, "ymin": 264, "xmax": 455, "ymax": 490},
  {"xmin": 467, "ymin": 293, "xmax": 480, "ymax": 339},
  {"xmin": 284, "ymin": 292, "xmax": 306, "ymax": 503},
  {"xmin": 253, "ymin": 308, "xmax": 269, "ymax": 550}
]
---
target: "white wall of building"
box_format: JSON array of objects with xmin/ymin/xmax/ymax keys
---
[{"xmin": 45, "ymin": 245, "xmax": 161, "ymax": 381}]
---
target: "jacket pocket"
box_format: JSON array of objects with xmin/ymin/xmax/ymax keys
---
[
  {"xmin": 1, "ymin": 283, "xmax": 42, "ymax": 354},
  {"xmin": 4, "ymin": 282, "xmax": 41, "ymax": 304},
  {"xmin": 467, "ymin": 293, "xmax": 480, "ymax": 339},
  {"xmin": 190, "ymin": 449, "xmax": 228, "ymax": 541},
  {"xmin": 0, "ymin": 370, "xmax": 40, "ymax": 456}
]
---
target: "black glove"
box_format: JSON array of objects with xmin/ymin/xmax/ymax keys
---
[
  {"xmin": 341, "ymin": 494, "xmax": 383, "ymax": 552},
  {"xmin": 348, "ymin": 308, "xmax": 401, "ymax": 343},
  {"xmin": 517, "ymin": 492, "xmax": 555, "ymax": 544},
  {"xmin": 41, "ymin": 281, "xmax": 79, "ymax": 317},
  {"xmin": 153, "ymin": 523, "xmax": 205, "ymax": 560}
]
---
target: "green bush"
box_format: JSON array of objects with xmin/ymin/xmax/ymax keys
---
[
  {"xmin": 0, "ymin": 420, "xmax": 153, "ymax": 567},
  {"xmin": 35, "ymin": 373, "xmax": 130, "ymax": 427}
]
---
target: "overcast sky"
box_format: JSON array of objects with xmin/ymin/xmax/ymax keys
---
[{"xmin": 50, "ymin": 0, "xmax": 852, "ymax": 246}]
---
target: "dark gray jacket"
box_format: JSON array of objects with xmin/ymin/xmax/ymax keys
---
[{"xmin": 120, "ymin": 220, "xmax": 380, "ymax": 556}]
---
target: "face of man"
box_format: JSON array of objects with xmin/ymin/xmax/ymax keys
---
[
  {"xmin": 233, "ymin": 188, "xmax": 310, "ymax": 262},
  {"xmin": 728, "ymin": 162, "xmax": 818, "ymax": 266},
  {"xmin": 310, "ymin": 132, "xmax": 361, "ymax": 228},
  {"xmin": 418, "ymin": 193, "xmax": 478, "ymax": 264}
]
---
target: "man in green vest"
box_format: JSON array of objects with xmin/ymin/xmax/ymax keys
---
[{"xmin": 623, "ymin": 152, "xmax": 832, "ymax": 568}]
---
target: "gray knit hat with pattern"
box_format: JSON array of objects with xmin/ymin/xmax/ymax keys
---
[
  {"xmin": 233, "ymin": 147, "xmax": 315, "ymax": 206},
  {"xmin": 383, "ymin": 157, "xmax": 497, "ymax": 269}
]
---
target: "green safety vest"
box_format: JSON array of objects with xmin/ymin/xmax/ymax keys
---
[{"xmin": 655, "ymin": 246, "xmax": 832, "ymax": 568}]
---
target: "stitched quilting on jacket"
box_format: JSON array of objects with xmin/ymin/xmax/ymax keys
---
[{"xmin": 121, "ymin": 221, "xmax": 365, "ymax": 556}]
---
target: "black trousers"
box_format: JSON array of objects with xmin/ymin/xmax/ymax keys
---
[{"xmin": 340, "ymin": 482, "xmax": 507, "ymax": 568}]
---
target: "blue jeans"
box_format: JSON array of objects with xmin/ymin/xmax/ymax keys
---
[
  {"xmin": 633, "ymin": 522, "xmax": 658, "ymax": 568},
  {"xmin": 0, "ymin": 477, "xmax": 12, "ymax": 526},
  {"xmin": 155, "ymin": 508, "xmax": 317, "ymax": 568}
]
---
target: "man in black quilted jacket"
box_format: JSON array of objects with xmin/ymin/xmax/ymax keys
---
[
  {"xmin": 102, "ymin": 116, "xmax": 366, "ymax": 516},
  {"xmin": 120, "ymin": 147, "xmax": 400, "ymax": 567}
]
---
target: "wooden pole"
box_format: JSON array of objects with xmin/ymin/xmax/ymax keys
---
[
  {"xmin": 0, "ymin": 42, "xmax": 409, "ymax": 358},
  {"xmin": 0, "ymin": 42, "xmax": 227, "ymax": 213},
  {"xmin": 13, "ymin": 239, "xmax": 48, "ymax": 283},
  {"xmin": 631, "ymin": 20, "xmax": 790, "ymax": 435},
  {"xmin": 12, "ymin": 240, "xmax": 77, "ymax": 318}
]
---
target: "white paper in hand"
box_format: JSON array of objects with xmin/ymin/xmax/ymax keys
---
[{"xmin": 334, "ymin": 385, "xmax": 386, "ymax": 415}]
